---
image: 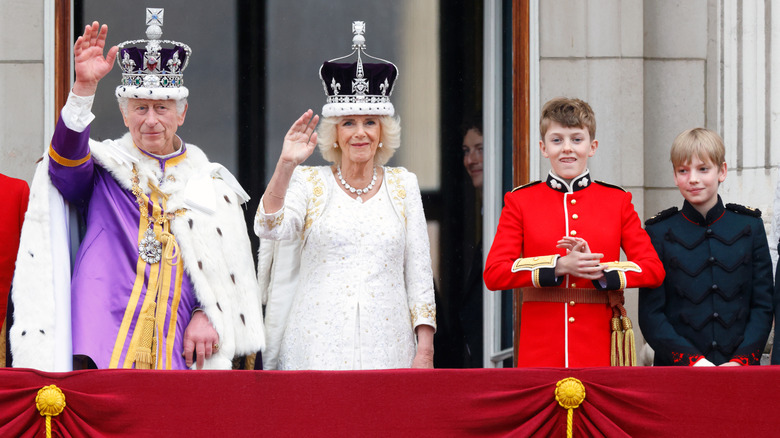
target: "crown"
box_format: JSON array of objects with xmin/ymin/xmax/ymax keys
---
[
  {"xmin": 114, "ymin": 8, "xmax": 191, "ymax": 100},
  {"xmin": 319, "ymin": 21, "xmax": 398, "ymax": 117}
]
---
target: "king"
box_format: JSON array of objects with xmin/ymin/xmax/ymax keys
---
[{"xmin": 9, "ymin": 10, "xmax": 264, "ymax": 371}]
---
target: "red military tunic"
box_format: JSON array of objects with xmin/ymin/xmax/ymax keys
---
[
  {"xmin": 484, "ymin": 171, "xmax": 664, "ymax": 367},
  {"xmin": 0, "ymin": 174, "xmax": 29, "ymax": 323}
]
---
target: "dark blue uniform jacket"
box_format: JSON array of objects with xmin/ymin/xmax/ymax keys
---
[{"xmin": 639, "ymin": 197, "xmax": 773, "ymax": 366}]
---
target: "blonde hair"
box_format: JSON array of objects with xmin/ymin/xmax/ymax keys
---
[
  {"xmin": 539, "ymin": 97, "xmax": 596, "ymax": 139},
  {"xmin": 316, "ymin": 115, "xmax": 401, "ymax": 165},
  {"xmin": 670, "ymin": 128, "xmax": 726, "ymax": 168}
]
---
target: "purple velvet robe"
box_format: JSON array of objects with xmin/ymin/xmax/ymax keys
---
[{"xmin": 48, "ymin": 118, "xmax": 198, "ymax": 369}]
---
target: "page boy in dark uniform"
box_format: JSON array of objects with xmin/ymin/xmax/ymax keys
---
[{"xmin": 639, "ymin": 128, "xmax": 774, "ymax": 366}]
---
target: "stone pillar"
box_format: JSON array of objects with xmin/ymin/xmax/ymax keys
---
[{"xmin": 0, "ymin": 0, "xmax": 46, "ymax": 184}]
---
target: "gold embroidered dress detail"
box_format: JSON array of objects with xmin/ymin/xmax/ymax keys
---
[{"xmin": 255, "ymin": 166, "xmax": 436, "ymax": 370}]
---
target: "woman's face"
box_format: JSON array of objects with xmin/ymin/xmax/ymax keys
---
[
  {"xmin": 462, "ymin": 128, "xmax": 484, "ymax": 188},
  {"xmin": 336, "ymin": 115, "xmax": 382, "ymax": 166}
]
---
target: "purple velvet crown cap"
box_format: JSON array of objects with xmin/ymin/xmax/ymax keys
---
[
  {"xmin": 321, "ymin": 61, "xmax": 397, "ymax": 98},
  {"xmin": 119, "ymin": 46, "xmax": 188, "ymax": 76}
]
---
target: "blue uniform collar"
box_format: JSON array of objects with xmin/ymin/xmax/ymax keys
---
[{"xmin": 681, "ymin": 195, "xmax": 725, "ymax": 225}]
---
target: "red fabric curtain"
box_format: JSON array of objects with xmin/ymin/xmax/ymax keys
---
[{"xmin": 1, "ymin": 367, "xmax": 778, "ymax": 437}]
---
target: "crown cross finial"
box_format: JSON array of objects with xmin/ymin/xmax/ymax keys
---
[
  {"xmin": 351, "ymin": 21, "xmax": 366, "ymax": 50},
  {"xmin": 145, "ymin": 8, "xmax": 164, "ymax": 40}
]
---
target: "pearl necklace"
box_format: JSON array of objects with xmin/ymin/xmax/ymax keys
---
[{"xmin": 337, "ymin": 165, "xmax": 377, "ymax": 203}]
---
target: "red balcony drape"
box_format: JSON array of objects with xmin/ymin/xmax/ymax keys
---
[{"xmin": 1, "ymin": 367, "xmax": 778, "ymax": 437}]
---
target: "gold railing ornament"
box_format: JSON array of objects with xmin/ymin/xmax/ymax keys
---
[
  {"xmin": 555, "ymin": 377, "xmax": 586, "ymax": 438},
  {"xmin": 36, "ymin": 385, "xmax": 66, "ymax": 438}
]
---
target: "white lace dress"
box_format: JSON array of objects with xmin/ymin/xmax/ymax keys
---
[{"xmin": 255, "ymin": 166, "xmax": 436, "ymax": 370}]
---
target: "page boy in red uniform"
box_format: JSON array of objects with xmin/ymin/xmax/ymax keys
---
[{"xmin": 484, "ymin": 97, "xmax": 664, "ymax": 367}]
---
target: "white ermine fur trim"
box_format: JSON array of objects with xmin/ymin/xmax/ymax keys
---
[{"xmin": 11, "ymin": 133, "xmax": 264, "ymax": 370}]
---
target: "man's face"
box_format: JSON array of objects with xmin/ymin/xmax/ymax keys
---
[
  {"xmin": 540, "ymin": 121, "xmax": 597, "ymax": 180},
  {"xmin": 122, "ymin": 99, "xmax": 187, "ymax": 155},
  {"xmin": 462, "ymin": 128, "xmax": 483, "ymax": 189}
]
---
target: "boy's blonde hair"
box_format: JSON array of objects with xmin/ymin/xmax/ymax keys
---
[
  {"xmin": 670, "ymin": 128, "xmax": 725, "ymax": 168},
  {"xmin": 539, "ymin": 97, "xmax": 596, "ymax": 139}
]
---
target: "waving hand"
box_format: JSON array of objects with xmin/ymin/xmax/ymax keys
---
[
  {"xmin": 72, "ymin": 21, "xmax": 119, "ymax": 97},
  {"xmin": 279, "ymin": 109, "xmax": 320, "ymax": 167}
]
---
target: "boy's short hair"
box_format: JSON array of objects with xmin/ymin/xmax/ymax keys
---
[
  {"xmin": 670, "ymin": 128, "xmax": 726, "ymax": 168},
  {"xmin": 539, "ymin": 97, "xmax": 596, "ymax": 139}
]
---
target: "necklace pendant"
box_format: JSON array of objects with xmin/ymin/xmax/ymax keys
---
[
  {"xmin": 139, "ymin": 227, "xmax": 163, "ymax": 264},
  {"xmin": 356, "ymin": 196, "xmax": 363, "ymax": 203}
]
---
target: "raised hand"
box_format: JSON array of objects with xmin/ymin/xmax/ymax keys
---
[
  {"xmin": 72, "ymin": 21, "xmax": 119, "ymax": 97},
  {"xmin": 279, "ymin": 109, "xmax": 319, "ymax": 167}
]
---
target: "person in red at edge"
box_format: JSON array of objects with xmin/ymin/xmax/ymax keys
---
[
  {"xmin": 0, "ymin": 173, "xmax": 29, "ymax": 365},
  {"xmin": 483, "ymin": 97, "xmax": 664, "ymax": 367}
]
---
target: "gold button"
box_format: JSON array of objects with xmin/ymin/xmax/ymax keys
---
[
  {"xmin": 571, "ymin": 283, "xmax": 576, "ymax": 288},
  {"xmin": 569, "ymin": 301, "xmax": 576, "ymax": 306},
  {"xmin": 570, "ymin": 230, "xmax": 577, "ymax": 236},
  {"xmin": 572, "ymin": 214, "xmax": 578, "ymax": 219},
  {"xmin": 569, "ymin": 317, "xmax": 575, "ymax": 323},
  {"xmin": 570, "ymin": 199, "xmax": 577, "ymax": 205}
]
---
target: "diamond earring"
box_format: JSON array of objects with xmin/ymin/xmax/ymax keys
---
[
  {"xmin": 378, "ymin": 142, "xmax": 383, "ymax": 148},
  {"xmin": 333, "ymin": 142, "xmax": 339, "ymax": 149}
]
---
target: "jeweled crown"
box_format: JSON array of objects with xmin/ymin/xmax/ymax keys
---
[
  {"xmin": 114, "ymin": 8, "xmax": 191, "ymax": 100},
  {"xmin": 319, "ymin": 21, "xmax": 398, "ymax": 117}
]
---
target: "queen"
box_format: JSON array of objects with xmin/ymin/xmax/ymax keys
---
[{"xmin": 255, "ymin": 22, "xmax": 436, "ymax": 370}]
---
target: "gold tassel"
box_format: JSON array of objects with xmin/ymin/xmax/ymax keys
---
[
  {"xmin": 622, "ymin": 316, "xmax": 637, "ymax": 366},
  {"xmin": 134, "ymin": 302, "xmax": 157, "ymax": 369},
  {"xmin": 610, "ymin": 317, "xmax": 622, "ymax": 366}
]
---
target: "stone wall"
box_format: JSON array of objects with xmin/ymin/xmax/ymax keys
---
[{"xmin": 0, "ymin": 0, "xmax": 46, "ymax": 184}]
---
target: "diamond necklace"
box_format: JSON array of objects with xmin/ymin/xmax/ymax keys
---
[{"xmin": 337, "ymin": 165, "xmax": 377, "ymax": 203}]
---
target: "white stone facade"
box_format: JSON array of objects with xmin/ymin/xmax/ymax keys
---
[{"xmin": 0, "ymin": 0, "xmax": 46, "ymax": 183}]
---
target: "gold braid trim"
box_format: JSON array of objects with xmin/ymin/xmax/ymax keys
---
[
  {"xmin": 48, "ymin": 144, "xmax": 91, "ymax": 167},
  {"xmin": 602, "ymin": 261, "xmax": 641, "ymax": 273},
  {"xmin": 512, "ymin": 255, "xmax": 558, "ymax": 272},
  {"xmin": 131, "ymin": 167, "xmax": 185, "ymax": 369}
]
